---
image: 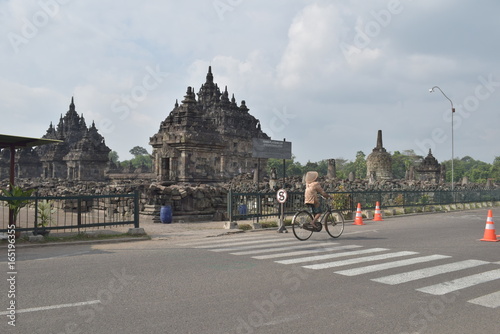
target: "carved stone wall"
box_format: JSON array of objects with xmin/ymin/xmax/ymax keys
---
[
  {"xmin": 1, "ymin": 98, "xmax": 111, "ymax": 181},
  {"xmin": 3, "ymin": 175, "xmax": 496, "ymax": 222},
  {"xmin": 366, "ymin": 130, "xmax": 392, "ymax": 180},
  {"xmin": 150, "ymin": 67, "xmax": 269, "ymax": 183},
  {"xmin": 416, "ymin": 149, "xmax": 441, "ymax": 183}
]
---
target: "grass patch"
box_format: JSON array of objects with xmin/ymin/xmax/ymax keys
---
[
  {"xmin": 238, "ymin": 224, "xmax": 252, "ymax": 231},
  {"xmin": 45, "ymin": 232, "xmax": 148, "ymax": 243},
  {"xmin": 1, "ymin": 232, "xmax": 149, "ymax": 245},
  {"xmin": 260, "ymin": 221, "xmax": 278, "ymax": 229}
]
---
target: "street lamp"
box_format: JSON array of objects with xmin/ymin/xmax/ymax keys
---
[{"xmin": 429, "ymin": 86, "xmax": 456, "ymax": 193}]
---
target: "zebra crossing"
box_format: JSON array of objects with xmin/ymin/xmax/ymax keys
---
[{"xmin": 178, "ymin": 234, "xmax": 500, "ymax": 309}]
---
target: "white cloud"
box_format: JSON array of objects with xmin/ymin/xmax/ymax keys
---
[
  {"xmin": 0, "ymin": 0, "xmax": 499, "ymax": 165},
  {"xmin": 277, "ymin": 3, "xmax": 343, "ymax": 89}
]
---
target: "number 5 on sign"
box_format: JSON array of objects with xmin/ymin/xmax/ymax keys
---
[{"xmin": 276, "ymin": 189, "xmax": 287, "ymax": 203}]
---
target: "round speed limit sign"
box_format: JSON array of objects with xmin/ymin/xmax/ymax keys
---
[{"xmin": 276, "ymin": 189, "xmax": 288, "ymax": 204}]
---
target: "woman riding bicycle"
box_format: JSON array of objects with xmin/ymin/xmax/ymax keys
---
[{"xmin": 304, "ymin": 171, "xmax": 331, "ymax": 230}]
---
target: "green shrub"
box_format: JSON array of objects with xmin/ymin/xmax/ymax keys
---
[
  {"xmin": 239, "ymin": 224, "xmax": 252, "ymax": 231},
  {"xmin": 261, "ymin": 221, "xmax": 278, "ymax": 228}
]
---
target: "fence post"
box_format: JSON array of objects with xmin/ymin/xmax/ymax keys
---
[
  {"xmin": 351, "ymin": 190, "xmax": 355, "ymax": 215},
  {"xmin": 227, "ymin": 189, "xmax": 233, "ymax": 222},
  {"xmin": 257, "ymin": 193, "xmax": 261, "ymax": 224},
  {"xmin": 134, "ymin": 190, "xmax": 139, "ymax": 228},
  {"xmin": 34, "ymin": 194, "xmax": 38, "ymax": 231},
  {"xmin": 77, "ymin": 197, "xmax": 82, "ymax": 227}
]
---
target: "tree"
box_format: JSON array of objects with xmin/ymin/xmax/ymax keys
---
[
  {"xmin": 441, "ymin": 156, "xmax": 493, "ymax": 183},
  {"xmin": 121, "ymin": 146, "xmax": 152, "ymax": 170},
  {"xmin": 129, "ymin": 146, "xmax": 149, "ymax": 157},
  {"xmin": 347, "ymin": 151, "xmax": 366, "ymax": 179},
  {"xmin": 333, "ymin": 158, "xmax": 349, "ymax": 179},
  {"xmin": 267, "ymin": 156, "xmax": 303, "ymax": 178},
  {"xmin": 391, "ymin": 150, "xmax": 422, "ymax": 179},
  {"xmin": 109, "ymin": 151, "xmax": 119, "ymax": 164},
  {"xmin": 490, "ymin": 156, "xmax": 500, "ymax": 182}
]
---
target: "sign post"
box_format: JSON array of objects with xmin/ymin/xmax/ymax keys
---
[
  {"xmin": 276, "ymin": 188, "xmax": 288, "ymax": 233},
  {"xmin": 252, "ymin": 138, "xmax": 292, "ymax": 232},
  {"xmin": 252, "ymin": 138, "xmax": 292, "ymax": 160}
]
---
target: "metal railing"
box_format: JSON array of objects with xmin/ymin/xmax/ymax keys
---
[
  {"xmin": 227, "ymin": 189, "xmax": 500, "ymax": 221},
  {"xmin": 0, "ymin": 191, "xmax": 139, "ymax": 233}
]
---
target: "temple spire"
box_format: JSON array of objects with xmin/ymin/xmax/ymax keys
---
[
  {"xmin": 69, "ymin": 96, "xmax": 75, "ymax": 111},
  {"xmin": 206, "ymin": 66, "xmax": 213, "ymax": 84},
  {"xmin": 376, "ymin": 130, "xmax": 383, "ymax": 149}
]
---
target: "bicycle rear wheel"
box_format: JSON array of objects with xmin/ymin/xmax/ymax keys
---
[
  {"xmin": 292, "ymin": 210, "xmax": 313, "ymax": 241},
  {"xmin": 324, "ymin": 210, "xmax": 345, "ymax": 238}
]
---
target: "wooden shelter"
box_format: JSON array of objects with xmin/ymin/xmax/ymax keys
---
[{"xmin": 0, "ymin": 134, "xmax": 62, "ymax": 225}]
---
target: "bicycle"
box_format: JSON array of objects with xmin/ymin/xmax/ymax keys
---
[{"xmin": 291, "ymin": 199, "xmax": 345, "ymax": 241}]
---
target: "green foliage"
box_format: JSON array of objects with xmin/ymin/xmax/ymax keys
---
[
  {"xmin": 129, "ymin": 146, "xmax": 149, "ymax": 157},
  {"xmin": 343, "ymin": 151, "xmax": 366, "ymax": 179},
  {"xmin": 418, "ymin": 195, "xmax": 430, "ymax": 205},
  {"xmin": 441, "ymin": 156, "xmax": 493, "ymax": 183},
  {"xmin": 260, "ymin": 221, "xmax": 278, "ymax": 228},
  {"xmin": 393, "ymin": 194, "xmax": 404, "ymax": 206},
  {"xmin": 238, "ymin": 224, "xmax": 252, "ymax": 231},
  {"xmin": 331, "ymin": 185, "xmax": 350, "ymax": 210},
  {"xmin": 109, "ymin": 151, "xmax": 119, "ymax": 164},
  {"xmin": 331, "ymin": 158, "xmax": 348, "ymax": 179},
  {"xmin": 490, "ymin": 156, "xmax": 500, "ymax": 182},
  {"xmin": 392, "ymin": 150, "xmax": 422, "ymax": 179},
  {"xmin": 120, "ymin": 155, "xmax": 152, "ymax": 170},
  {"xmin": 37, "ymin": 200, "xmax": 56, "ymax": 227},
  {"xmin": 266, "ymin": 150, "xmax": 496, "ymax": 183},
  {"xmin": 1, "ymin": 184, "xmax": 35, "ymax": 222},
  {"xmin": 121, "ymin": 146, "xmax": 152, "ymax": 170}
]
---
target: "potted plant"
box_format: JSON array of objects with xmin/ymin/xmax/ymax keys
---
[
  {"xmin": 35, "ymin": 199, "xmax": 56, "ymax": 236},
  {"xmin": 1, "ymin": 184, "xmax": 35, "ymax": 226}
]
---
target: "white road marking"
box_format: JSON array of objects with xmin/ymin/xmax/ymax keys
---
[
  {"xmin": 0, "ymin": 300, "xmax": 101, "ymax": 315},
  {"xmin": 195, "ymin": 238, "xmax": 285, "ymax": 249},
  {"xmin": 178, "ymin": 234, "xmax": 279, "ymax": 247},
  {"xmin": 416, "ymin": 269, "xmax": 500, "ymax": 295},
  {"xmin": 253, "ymin": 245, "xmax": 362, "ymax": 260},
  {"xmin": 468, "ymin": 291, "xmax": 500, "ymax": 308},
  {"xmin": 336, "ymin": 254, "xmax": 451, "ymax": 276},
  {"xmin": 211, "ymin": 240, "xmax": 300, "ymax": 252},
  {"xmin": 372, "ymin": 259, "xmax": 489, "ymax": 285},
  {"xmin": 275, "ymin": 248, "xmax": 389, "ymax": 265},
  {"xmin": 33, "ymin": 251, "xmax": 92, "ymax": 261},
  {"xmin": 302, "ymin": 251, "xmax": 418, "ymax": 270},
  {"xmin": 231, "ymin": 241, "xmax": 341, "ymax": 256}
]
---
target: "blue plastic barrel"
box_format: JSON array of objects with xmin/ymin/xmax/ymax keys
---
[
  {"xmin": 160, "ymin": 205, "xmax": 172, "ymax": 224},
  {"xmin": 238, "ymin": 204, "xmax": 247, "ymax": 215}
]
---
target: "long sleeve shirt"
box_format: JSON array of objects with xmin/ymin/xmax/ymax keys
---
[{"xmin": 304, "ymin": 181, "xmax": 328, "ymax": 206}]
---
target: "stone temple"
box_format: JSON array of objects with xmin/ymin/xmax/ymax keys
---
[
  {"xmin": 149, "ymin": 67, "xmax": 270, "ymax": 182},
  {"xmin": 366, "ymin": 130, "xmax": 393, "ymax": 181},
  {"xmin": 0, "ymin": 98, "xmax": 111, "ymax": 181},
  {"xmin": 416, "ymin": 149, "xmax": 443, "ymax": 183}
]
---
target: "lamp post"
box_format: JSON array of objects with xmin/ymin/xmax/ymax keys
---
[{"xmin": 429, "ymin": 86, "xmax": 456, "ymax": 193}]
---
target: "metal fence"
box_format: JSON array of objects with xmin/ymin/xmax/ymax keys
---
[
  {"xmin": 0, "ymin": 191, "xmax": 139, "ymax": 233},
  {"xmin": 227, "ymin": 189, "xmax": 500, "ymax": 221}
]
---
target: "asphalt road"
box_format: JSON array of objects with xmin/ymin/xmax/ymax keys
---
[{"xmin": 1, "ymin": 208, "xmax": 499, "ymax": 334}]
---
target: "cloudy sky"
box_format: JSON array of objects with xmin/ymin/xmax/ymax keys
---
[{"xmin": 1, "ymin": 0, "xmax": 499, "ymax": 165}]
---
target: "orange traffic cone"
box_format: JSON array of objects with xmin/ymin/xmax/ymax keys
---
[
  {"xmin": 480, "ymin": 210, "xmax": 499, "ymax": 242},
  {"xmin": 353, "ymin": 203, "xmax": 365, "ymax": 225},
  {"xmin": 373, "ymin": 201, "xmax": 383, "ymax": 221}
]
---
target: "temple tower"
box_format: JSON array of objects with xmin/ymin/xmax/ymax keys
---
[
  {"xmin": 150, "ymin": 67, "xmax": 270, "ymax": 182},
  {"xmin": 416, "ymin": 149, "xmax": 441, "ymax": 183},
  {"xmin": 366, "ymin": 130, "xmax": 393, "ymax": 180}
]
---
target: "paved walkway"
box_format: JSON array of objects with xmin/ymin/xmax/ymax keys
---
[{"xmin": 109, "ymin": 215, "xmax": 262, "ymax": 241}]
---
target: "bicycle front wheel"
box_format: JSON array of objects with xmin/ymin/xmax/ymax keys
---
[
  {"xmin": 292, "ymin": 210, "xmax": 313, "ymax": 241},
  {"xmin": 324, "ymin": 210, "xmax": 345, "ymax": 238}
]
